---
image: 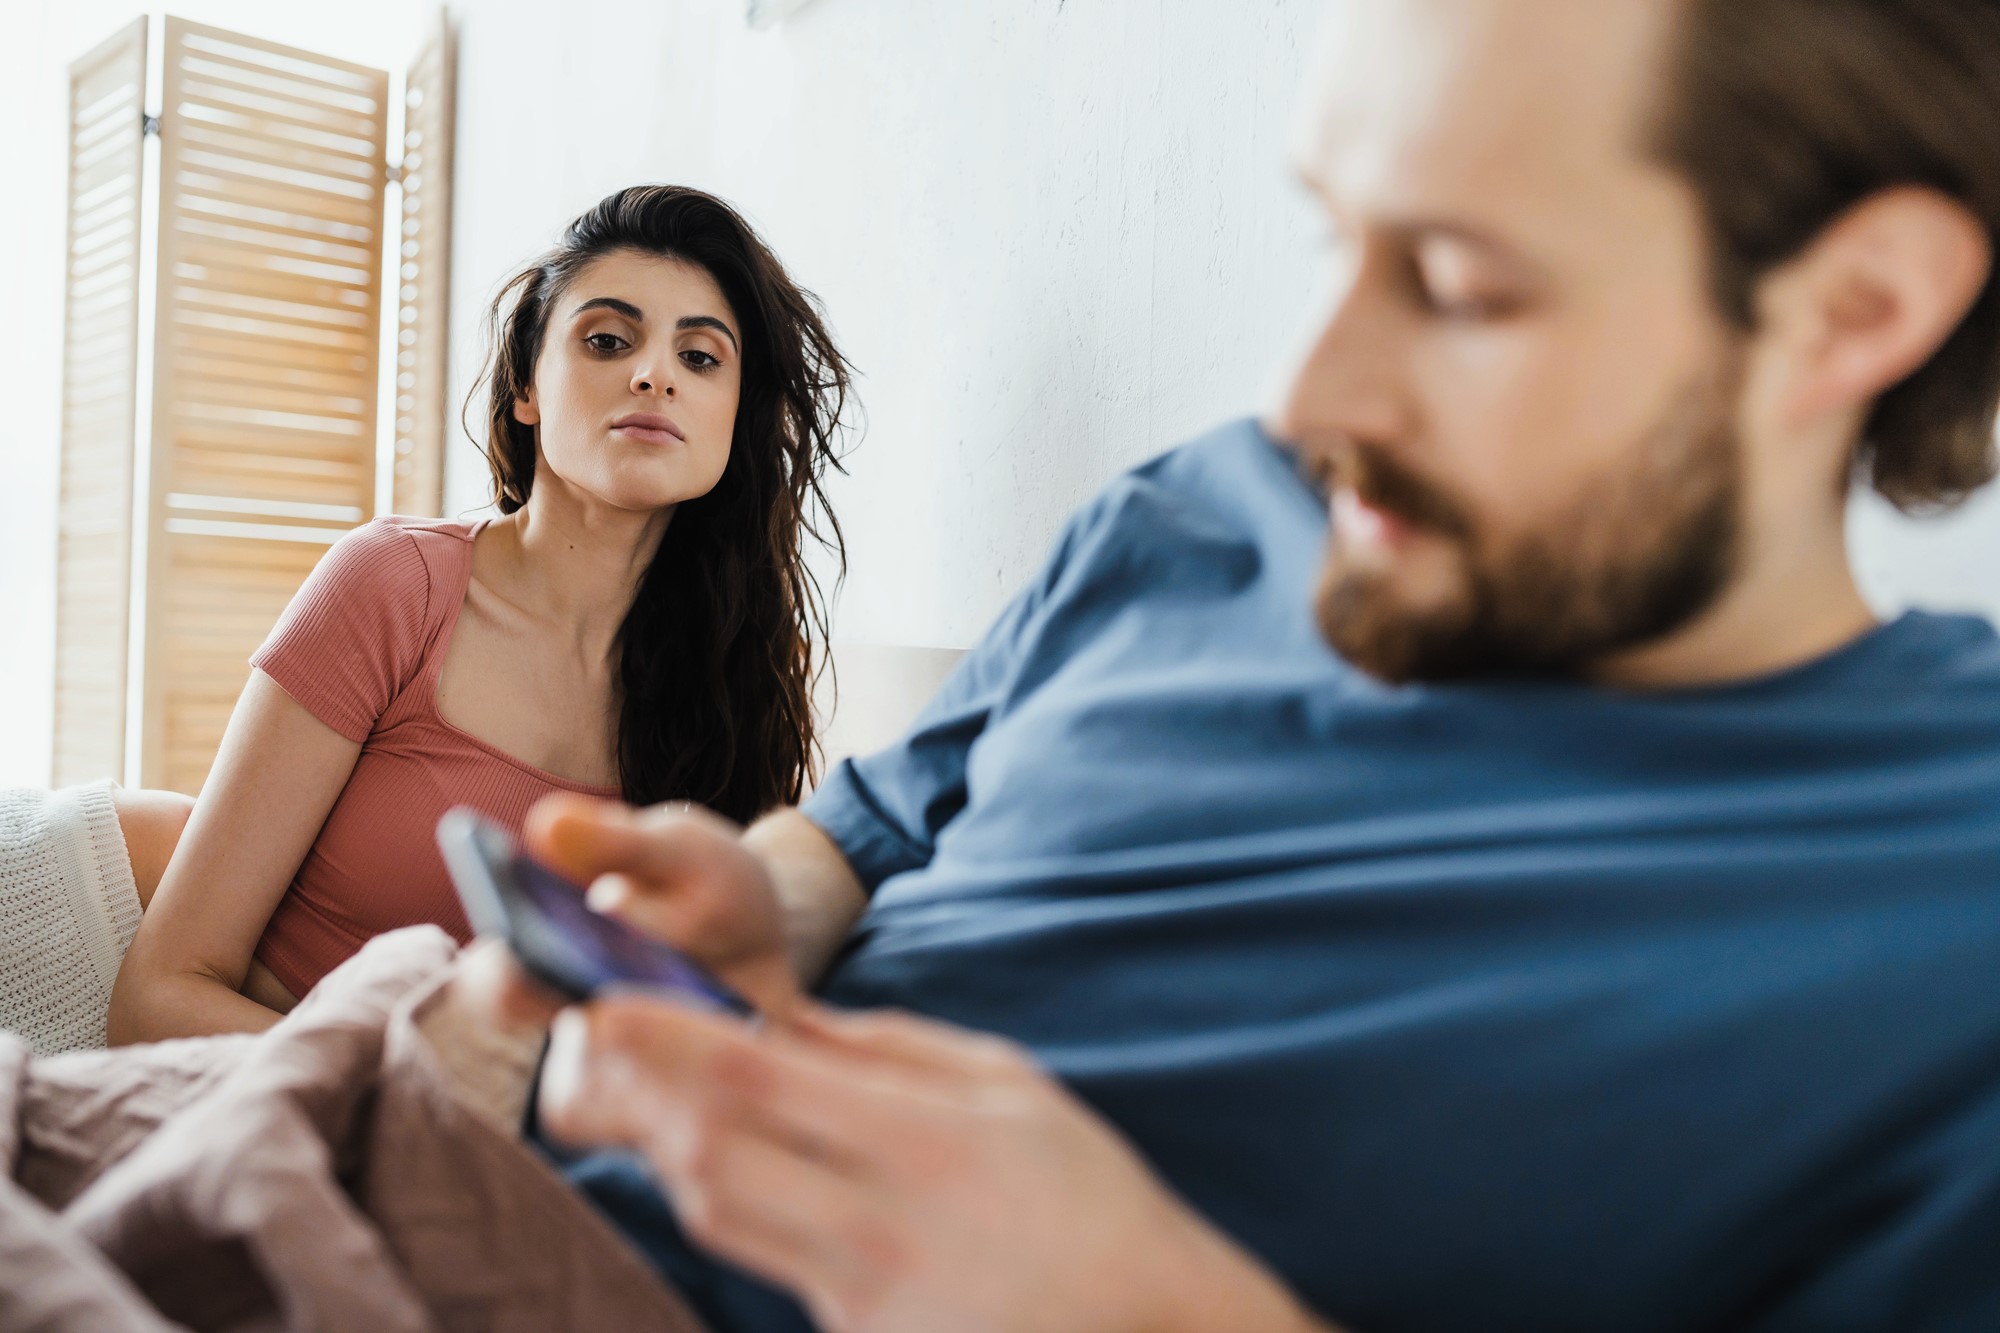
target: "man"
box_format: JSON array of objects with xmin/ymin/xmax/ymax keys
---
[{"xmin": 468, "ymin": 0, "xmax": 2000, "ymax": 1329}]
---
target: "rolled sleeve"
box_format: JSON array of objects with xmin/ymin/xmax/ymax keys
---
[
  {"xmin": 800, "ymin": 759, "xmax": 934, "ymax": 891},
  {"xmin": 800, "ymin": 501, "xmax": 1106, "ymax": 894},
  {"xmin": 800, "ymin": 642, "xmax": 1016, "ymax": 892}
]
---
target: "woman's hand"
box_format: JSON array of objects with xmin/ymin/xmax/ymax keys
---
[{"xmin": 520, "ymin": 993, "xmax": 1333, "ymax": 1333}]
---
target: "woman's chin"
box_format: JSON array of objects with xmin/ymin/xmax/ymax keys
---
[{"xmin": 556, "ymin": 464, "xmax": 725, "ymax": 517}]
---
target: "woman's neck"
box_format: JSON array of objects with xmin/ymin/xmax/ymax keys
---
[{"xmin": 480, "ymin": 480, "xmax": 674, "ymax": 655}]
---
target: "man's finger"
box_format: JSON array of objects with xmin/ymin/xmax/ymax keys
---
[
  {"xmin": 541, "ymin": 995, "xmax": 903, "ymax": 1168},
  {"xmin": 787, "ymin": 1003, "xmax": 1035, "ymax": 1083},
  {"xmin": 540, "ymin": 993, "xmax": 916, "ymax": 1316},
  {"xmin": 579, "ymin": 870, "xmax": 727, "ymax": 947},
  {"xmin": 642, "ymin": 1103, "xmax": 878, "ymax": 1307},
  {"xmin": 524, "ymin": 793, "xmax": 741, "ymax": 886},
  {"xmin": 538, "ymin": 1004, "xmax": 676, "ymax": 1150},
  {"xmin": 658, "ymin": 1002, "xmax": 984, "ymax": 1160}
]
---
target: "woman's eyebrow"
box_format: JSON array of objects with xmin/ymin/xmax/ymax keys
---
[
  {"xmin": 571, "ymin": 295, "xmax": 645, "ymax": 322},
  {"xmin": 677, "ymin": 314, "xmax": 739, "ymax": 353},
  {"xmin": 569, "ymin": 297, "xmax": 738, "ymax": 353}
]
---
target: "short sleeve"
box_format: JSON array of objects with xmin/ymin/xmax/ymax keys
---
[
  {"xmin": 249, "ymin": 520, "xmax": 434, "ymax": 743},
  {"xmin": 802, "ymin": 500, "xmax": 1105, "ymax": 892}
]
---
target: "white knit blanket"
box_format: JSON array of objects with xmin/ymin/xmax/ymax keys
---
[{"xmin": 0, "ymin": 783, "xmax": 143, "ymax": 1056}]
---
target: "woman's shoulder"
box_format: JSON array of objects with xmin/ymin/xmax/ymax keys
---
[
  {"xmin": 372, "ymin": 514, "xmax": 482, "ymax": 542},
  {"xmin": 320, "ymin": 515, "xmax": 478, "ymax": 592},
  {"xmin": 282, "ymin": 515, "xmax": 483, "ymax": 650},
  {"xmin": 347, "ymin": 513, "xmax": 482, "ymax": 556},
  {"xmin": 252, "ymin": 516, "xmax": 484, "ymax": 732}
]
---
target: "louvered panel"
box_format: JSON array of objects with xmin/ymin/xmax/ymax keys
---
[
  {"xmin": 176, "ymin": 330, "xmax": 372, "ymax": 376},
  {"xmin": 149, "ymin": 534, "xmax": 335, "ymax": 795},
  {"xmin": 52, "ymin": 17, "xmax": 147, "ymax": 787},
  {"xmin": 173, "ymin": 457, "xmax": 372, "ymax": 508},
  {"xmin": 141, "ymin": 18, "xmax": 389, "ymax": 793},
  {"xmin": 392, "ymin": 10, "xmax": 456, "ymax": 517}
]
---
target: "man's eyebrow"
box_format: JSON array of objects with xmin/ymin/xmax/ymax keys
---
[
  {"xmin": 1386, "ymin": 217, "xmax": 1523, "ymax": 257},
  {"xmin": 1292, "ymin": 170, "xmax": 1542, "ymax": 272}
]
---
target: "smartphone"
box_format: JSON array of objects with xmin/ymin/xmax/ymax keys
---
[{"xmin": 436, "ymin": 806, "xmax": 754, "ymax": 1015}]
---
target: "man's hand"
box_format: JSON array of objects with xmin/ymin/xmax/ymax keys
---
[
  {"xmin": 517, "ymin": 793, "xmax": 807, "ymax": 1014},
  {"xmin": 454, "ymin": 794, "xmax": 1330, "ymax": 1330},
  {"xmin": 526, "ymin": 993, "xmax": 1332, "ymax": 1333}
]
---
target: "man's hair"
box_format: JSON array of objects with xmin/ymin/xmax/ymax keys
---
[{"xmin": 1654, "ymin": 0, "xmax": 2000, "ymax": 512}]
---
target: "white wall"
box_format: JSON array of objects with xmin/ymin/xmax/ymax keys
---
[{"xmin": 1852, "ymin": 489, "xmax": 2000, "ymax": 623}]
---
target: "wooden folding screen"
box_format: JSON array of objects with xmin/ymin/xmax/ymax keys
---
[
  {"xmin": 139, "ymin": 19, "xmax": 391, "ymax": 793},
  {"xmin": 51, "ymin": 20, "xmax": 149, "ymax": 788},
  {"xmin": 53, "ymin": 13, "xmax": 457, "ymax": 793},
  {"xmin": 392, "ymin": 11, "xmax": 456, "ymax": 518}
]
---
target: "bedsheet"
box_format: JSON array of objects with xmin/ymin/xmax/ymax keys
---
[{"xmin": 0, "ymin": 926, "xmax": 705, "ymax": 1332}]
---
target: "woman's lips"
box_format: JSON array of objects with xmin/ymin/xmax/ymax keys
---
[{"xmin": 611, "ymin": 412, "xmax": 686, "ymax": 445}]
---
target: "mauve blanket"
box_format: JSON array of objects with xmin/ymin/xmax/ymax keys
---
[{"xmin": 0, "ymin": 926, "xmax": 707, "ymax": 1332}]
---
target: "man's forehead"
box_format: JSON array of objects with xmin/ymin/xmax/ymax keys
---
[{"xmin": 1294, "ymin": 0, "xmax": 1681, "ymax": 227}]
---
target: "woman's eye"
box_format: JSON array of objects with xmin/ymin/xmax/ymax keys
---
[
  {"xmin": 681, "ymin": 348, "xmax": 721, "ymax": 370},
  {"xmin": 584, "ymin": 332, "xmax": 628, "ymax": 353}
]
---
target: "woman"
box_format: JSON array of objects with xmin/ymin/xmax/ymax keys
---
[{"xmin": 108, "ymin": 185, "xmax": 851, "ymax": 1042}]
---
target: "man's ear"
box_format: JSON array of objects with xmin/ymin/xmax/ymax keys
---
[
  {"xmin": 513, "ymin": 386, "xmax": 540, "ymax": 427},
  {"xmin": 1761, "ymin": 187, "xmax": 1991, "ymax": 429}
]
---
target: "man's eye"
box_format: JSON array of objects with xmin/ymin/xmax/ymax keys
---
[
  {"xmin": 1412, "ymin": 267, "xmax": 1523, "ymax": 322},
  {"xmin": 585, "ymin": 332, "xmax": 628, "ymax": 353},
  {"xmin": 1429, "ymin": 290, "xmax": 1526, "ymax": 322},
  {"xmin": 1425, "ymin": 289, "xmax": 1494, "ymax": 318}
]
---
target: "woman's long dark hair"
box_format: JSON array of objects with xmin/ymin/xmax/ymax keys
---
[{"xmin": 471, "ymin": 185, "xmax": 852, "ymax": 821}]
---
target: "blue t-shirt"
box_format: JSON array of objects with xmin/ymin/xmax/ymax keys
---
[{"xmin": 584, "ymin": 420, "xmax": 2000, "ymax": 1332}]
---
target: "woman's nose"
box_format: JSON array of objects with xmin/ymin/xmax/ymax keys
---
[{"xmin": 632, "ymin": 364, "xmax": 674, "ymax": 397}]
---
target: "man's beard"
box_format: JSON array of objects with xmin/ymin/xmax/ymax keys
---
[{"xmin": 1313, "ymin": 356, "xmax": 1745, "ymax": 683}]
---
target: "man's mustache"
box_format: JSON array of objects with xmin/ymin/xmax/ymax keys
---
[{"xmin": 1312, "ymin": 440, "xmax": 1474, "ymax": 540}]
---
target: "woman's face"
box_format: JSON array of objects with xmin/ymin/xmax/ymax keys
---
[{"xmin": 515, "ymin": 249, "xmax": 742, "ymax": 515}]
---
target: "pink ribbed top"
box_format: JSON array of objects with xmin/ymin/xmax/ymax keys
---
[{"xmin": 250, "ymin": 516, "xmax": 620, "ymax": 998}]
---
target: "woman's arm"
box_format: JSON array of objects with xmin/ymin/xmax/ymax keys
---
[
  {"xmin": 111, "ymin": 787, "xmax": 195, "ymax": 910},
  {"xmin": 107, "ymin": 670, "xmax": 364, "ymax": 1043}
]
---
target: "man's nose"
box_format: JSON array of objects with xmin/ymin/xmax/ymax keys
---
[{"xmin": 1272, "ymin": 274, "xmax": 1410, "ymax": 458}]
